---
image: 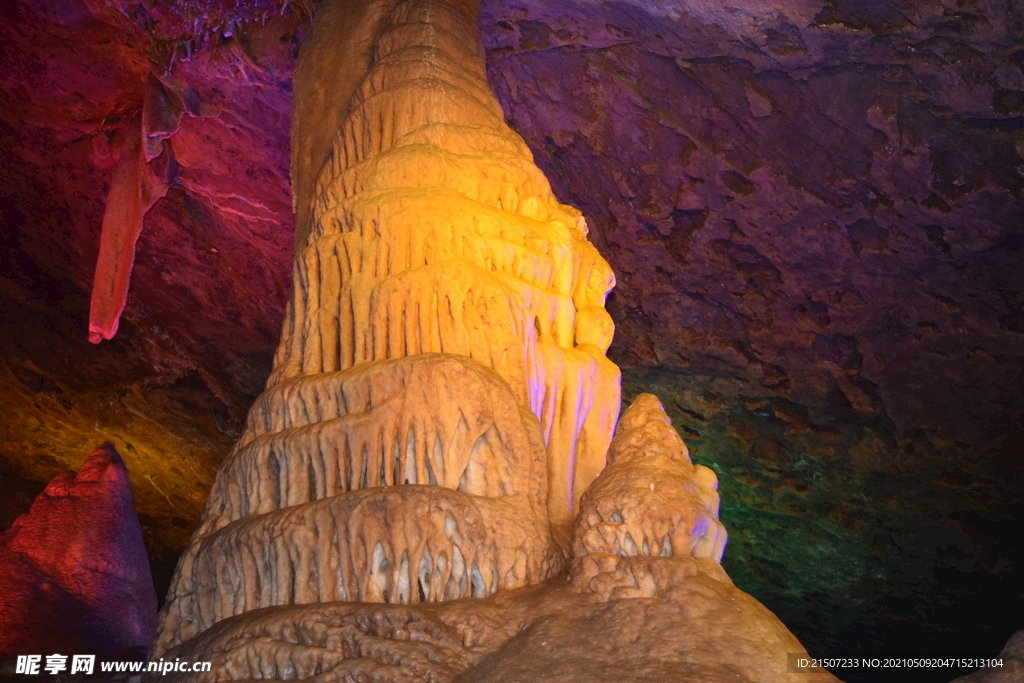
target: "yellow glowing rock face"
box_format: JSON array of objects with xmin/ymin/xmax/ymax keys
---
[
  {"xmin": 273, "ymin": 0, "xmax": 621, "ymax": 530},
  {"xmin": 152, "ymin": 0, "xmax": 619, "ymax": 657}
]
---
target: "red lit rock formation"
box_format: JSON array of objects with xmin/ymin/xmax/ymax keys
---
[
  {"xmin": 0, "ymin": 443, "xmax": 157, "ymax": 656},
  {"xmin": 88, "ymin": 110, "xmax": 171, "ymax": 345}
]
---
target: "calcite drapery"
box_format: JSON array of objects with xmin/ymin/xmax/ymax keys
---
[{"xmin": 153, "ymin": 0, "xmax": 620, "ymax": 657}]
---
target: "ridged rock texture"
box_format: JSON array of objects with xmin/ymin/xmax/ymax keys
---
[
  {"xmin": 572, "ymin": 393, "xmax": 728, "ymax": 567},
  {"xmin": 3, "ymin": 0, "xmax": 1023, "ymax": 681},
  {"xmin": 153, "ymin": 0, "xmax": 621, "ymax": 658},
  {"xmin": 0, "ymin": 443, "xmax": 157, "ymax": 656},
  {"xmin": 151, "ymin": 402, "xmax": 834, "ymax": 683},
  {"xmin": 153, "ymin": 560, "xmax": 841, "ymax": 683},
  {"xmin": 147, "ymin": 0, "xmax": 834, "ymax": 678}
]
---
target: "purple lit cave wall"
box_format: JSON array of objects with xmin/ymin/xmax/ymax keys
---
[{"xmin": 0, "ymin": 1, "xmax": 1022, "ymax": 681}]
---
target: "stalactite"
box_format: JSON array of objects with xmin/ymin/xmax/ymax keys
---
[{"xmin": 88, "ymin": 114, "xmax": 171, "ymax": 344}]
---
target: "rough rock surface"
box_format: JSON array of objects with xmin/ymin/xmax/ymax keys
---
[
  {"xmin": 483, "ymin": 0, "xmax": 1024, "ymax": 669},
  {"xmin": 148, "ymin": 392, "xmax": 828, "ymax": 681},
  {"xmin": 0, "ymin": 0, "xmax": 1022, "ymax": 678},
  {"xmin": 0, "ymin": 443, "xmax": 157, "ymax": 656},
  {"xmin": 153, "ymin": 0, "xmax": 618, "ymax": 659},
  {"xmin": 151, "ymin": 573, "xmax": 839, "ymax": 683},
  {"xmin": 951, "ymin": 630, "xmax": 1024, "ymax": 683},
  {"xmin": 573, "ymin": 393, "xmax": 727, "ymax": 564}
]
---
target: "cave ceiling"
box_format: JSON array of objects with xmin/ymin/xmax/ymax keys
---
[{"xmin": 1, "ymin": 0, "xmax": 1022, "ymax": 670}]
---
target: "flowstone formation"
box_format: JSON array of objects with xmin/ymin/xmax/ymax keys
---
[
  {"xmin": 154, "ymin": 0, "xmax": 619, "ymax": 656},
  {"xmin": 154, "ymin": 394, "xmax": 836, "ymax": 683},
  {"xmin": 572, "ymin": 393, "xmax": 727, "ymax": 568},
  {"xmin": 150, "ymin": 0, "xmax": 834, "ymax": 679}
]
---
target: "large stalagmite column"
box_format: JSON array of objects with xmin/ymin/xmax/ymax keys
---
[
  {"xmin": 152, "ymin": 0, "xmax": 621, "ymax": 656},
  {"xmin": 281, "ymin": 0, "xmax": 622, "ymax": 529}
]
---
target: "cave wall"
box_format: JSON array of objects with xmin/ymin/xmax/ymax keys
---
[
  {"xmin": 0, "ymin": 0, "xmax": 300, "ymax": 585},
  {"xmin": 480, "ymin": 0, "xmax": 1024, "ymax": 659},
  {"xmin": 0, "ymin": 0, "xmax": 1022, "ymax": 675}
]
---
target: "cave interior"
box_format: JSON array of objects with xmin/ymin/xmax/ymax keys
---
[{"xmin": 0, "ymin": 0, "xmax": 1023, "ymax": 681}]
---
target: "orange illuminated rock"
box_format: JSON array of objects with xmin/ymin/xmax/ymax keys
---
[
  {"xmin": 279, "ymin": 0, "xmax": 622, "ymax": 530},
  {"xmin": 148, "ymin": 1, "xmax": 835, "ymax": 680},
  {"xmin": 153, "ymin": 0, "xmax": 618, "ymax": 657}
]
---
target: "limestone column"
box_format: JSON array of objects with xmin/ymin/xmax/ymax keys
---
[
  {"xmin": 152, "ymin": 0, "xmax": 621, "ymax": 656},
  {"xmin": 283, "ymin": 0, "xmax": 622, "ymax": 528}
]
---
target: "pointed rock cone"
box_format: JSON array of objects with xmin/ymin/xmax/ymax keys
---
[{"xmin": 0, "ymin": 443, "xmax": 158, "ymax": 656}]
